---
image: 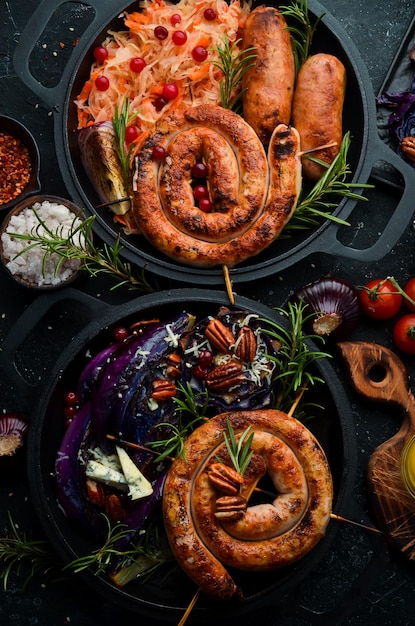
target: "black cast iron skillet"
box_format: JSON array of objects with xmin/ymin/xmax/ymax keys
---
[
  {"xmin": 1, "ymin": 287, "xmax": 387, "ymax": 624},
  {"xmin": 13, "ymin": 0, "xmax": 415, "ymax": 285}
]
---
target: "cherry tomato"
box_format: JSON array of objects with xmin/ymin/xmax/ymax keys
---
[
  {"xmin": 192, "ymin": 45, "xmax": 208, "ymax": 62},
  {"xmin": 393, "ymin": 314, "xmax": 415, "ymax": 354},
  {"xmin": 125, "ymin": 125, "xmax": 139, "ymax": 144},
  {"xmin": 404, "ymin": 277, "xmax": 415, "ymax": 312},
  {"xmin": 93, "ymin": 46, "xmax": 108, "ymax": 62},
  {"xmin": 95, "ymin": 75, "xmax": 110, "ymax": 91},
  {"xmin": 172, "ymin": 30, "xmax": 187, "ymax": 45},
  {"xmin": 154, "ymin": 25, "xmax": 168, "ymax": 40},
  {"xmin": 359, "ymin": 278, "xmax": 402, "ymax": 320},
  {"xmin": 170, "ymin": 13, "xmax": 182, "ymax": 25},
  {"xmin": 130, "ymin": 57, "xmax": 146, "ymax": 73},
  {"xmin": 162, "ymin": 83, "xmax": 179, "ymax": 100},
  {"xmin": 152, "ymin": 145, "xmax": 166, "ymax": 160},
  {"xmin": 199, "ymin": 198, "xmax": 212, "ymax": 212},
  {"xmin": 204, "ymin": 8, "xmax": 217, "ymax": 20},
  {"xmin": 191, "ymin": 162, "xmax": 208, "ymax": 179}
]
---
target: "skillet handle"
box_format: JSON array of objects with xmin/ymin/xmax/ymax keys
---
[
  {"xmin": 0, "ymin": 288, "xmax": 108, "ymax": 399},
  {"xmin": 317, "ymin": 139, "xmax": 415, "ymax": 261},
  {"xmin": 13, "ymin": 0, "xmax": 129, "ymax": 109}
]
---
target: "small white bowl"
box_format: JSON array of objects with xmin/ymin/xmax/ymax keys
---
[{"xmin": 0, "ymin": 194, "xmax": 86, "ymax": 290}]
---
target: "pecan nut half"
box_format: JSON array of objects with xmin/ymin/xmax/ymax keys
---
[
  {"xmin": 207, "ymin": 462, "xmax": 244, "ymax": 495},
  {"xmin": 401, "ymin": 136, "xmax": 415, "ymax": 163},
  {"xmin": 205, "ymin": 319, "xmax": 236, "ymax": 354},
  {"xmin": 235, "ymin": 326, "xmax": 257, "ymax": 363},
  {"xmin": 215, "ymin": 495, "xmax": 247, "ymax": 521},
  {"xmin": 205, "ymin": 361, "xmax": 245, "ymax": 392},
  {"xmin": 152, "ymin": 379, "xmax": 176, "ymax": 401}
]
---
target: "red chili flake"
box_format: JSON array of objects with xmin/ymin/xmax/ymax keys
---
[{"xmin": 0, "ymin": 132, "xmax": 32, "ymax": 206}]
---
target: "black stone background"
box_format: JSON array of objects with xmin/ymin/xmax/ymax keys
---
[{"xmin": 1, "ymin": 0, "xmax": 415, "ymax": 624}]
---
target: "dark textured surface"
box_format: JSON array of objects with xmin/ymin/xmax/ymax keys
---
[{"xmin": 1, "ymin": 0, "xmax": 415, "ymax": 624}]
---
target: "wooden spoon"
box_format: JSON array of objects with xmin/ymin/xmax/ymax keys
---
[{"xmin": 338, "ymin": 340, "xmax": 415, "ymax": 560}]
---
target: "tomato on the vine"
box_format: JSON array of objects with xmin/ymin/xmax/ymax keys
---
[
  {"xmin": 359, "ymin": 278, "xmax": 402, "ymax": 320},
  {"xmin": 393, "ymin": 314, "xmax": 415, "ymax": 354},
  {"xmin": 404, "ymin": 277, "xmax": 415, "ymax": 312}
]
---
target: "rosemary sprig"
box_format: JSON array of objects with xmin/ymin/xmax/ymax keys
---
[
  {"xmin": 222, "ymin": 420, "xmax": 254, "ymax": 475},
  {"xmin": 284, "ymin": 132, "xmax": 373, "ymax": 234},
  {"xmin": 280, "ymin": 0, "xmax": 323, "ymax": 73},
  {"xmin": 147, "ymin": 382, "xmax": 209, "ymax": 461},
  {"xmin": 261, "ymin": 301, "xmax": 330, "ymax": 415},
  {"xmin": 7, "ymin": 207, "xmax": 157, "ymax": 292},
  {"xmin": 212, "ymin": 36, "xmax": 257, "ymax": 112},
  {"xmin": 0, "ymin": 512, "xmax": 65, "ymax": 590},
  {"xmin": 112, "ymin": 97, "xmax": 136, "ymax": 192}
]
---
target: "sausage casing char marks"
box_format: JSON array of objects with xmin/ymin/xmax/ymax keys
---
[
  {"xmin": 162, "ymin": 409, "xmax": 333, "ymax": 601},
  {"xmin": 131, "ymin": 104, "xmax": 301, "ymax": 268},
  {"xmin": 292, "ymin": 53, "xmax": 347, "ymax": 181},
  {"xmin": 241, "ymin": 5, "xmax": 295, "ymax": 146}
]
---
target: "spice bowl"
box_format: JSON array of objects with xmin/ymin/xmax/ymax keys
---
[
  {"xmin": 0, "ymin": 115, "xmax": 41, "ymax": 212},
  {"xmin": 0, "ymin": 194, "xmax": 87, "ymax": 290}
]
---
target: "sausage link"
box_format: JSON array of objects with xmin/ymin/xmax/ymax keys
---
[
  {"xmin": 162, "ymin": 410, "xmax": 333, "ymax": 601},
  {"xmin": 242, "ymin": 6, "xmax": 295, "ymax": 145},
  {"xmin": 292, "ymin": 53, "xmax": 346, "ymax": 181}
]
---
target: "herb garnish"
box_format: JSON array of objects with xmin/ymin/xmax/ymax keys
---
[
  {"xmin": 280, "ymin": 0, "xmax": 323, "ymax": 73},
  {"xmin": 222, "ymin": 420, "xmax": 254, "ymax": 476},
  {"xmin": 7, "ymin": 207, "xmax": 157, "ymax": 292},
  {"xmin": 261, "ymin": 301, "xmax": 330, "ymax": 415},
  {"xmin": 212, "ymin": 35, "xmax": 257, "ymax": 112},
  {"xmin": 284, "ymin": 133, "xmax": 373, "ymax": 234},
  {"xmin": 112, "ymin": 97, "xmax": 137, "ymax": 192}
]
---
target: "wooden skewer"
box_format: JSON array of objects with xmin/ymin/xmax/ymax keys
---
[
  {"xmin": 222, "ymin": 264, "xmax": 235, "ymax": 305},
  {"xmin": 330, "ymin": 513, "xmax": 383, "ymax": 535},
  {"xmin": 106, "ymin": 434, "xmax": 176, "ymax": 463},
  {"xmin": 177, "ymin": 588, "xmax": 201, "ymax": 626},
  {"xmin": 298, "ymin": 141, "xmax": 338, "ymax": 157},
  {"xmin": 95, "ymin": 196, "xmax": 130, "ymax": 209}
]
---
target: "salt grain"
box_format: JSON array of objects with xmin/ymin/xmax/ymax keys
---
[{"xmin": 1, "ymin": 200, "xmax": 84, "ymax": 286}]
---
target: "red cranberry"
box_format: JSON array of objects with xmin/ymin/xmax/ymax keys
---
[
  {"xmin": 113, "ymin": 326, "xmax": 129, "ymax": 341},
  {"xmin": 152, "ymin": 145, "xmax": 166, "ymax": 160},
  {"xmin": 153, "ymin": 96, "xmax": 168, "ymax": 111},
  {"xmin": 95, "ymin": 75, "xmax": 110, "ymax": 91},
  {"xmin": 192, "ymin": 46, "xmax": 208, "ymax": 62},
  {"xmin": 170, "ymin": 13, "xmax": 182, "ymax": 25},
  {"xmin": 154, "ymin": 25, "xmax": 169, "ymax": 40},
  {"xmin": 204, "ymin": 8, "xmax": 217, "ymax": 20},
  {"xmin": 193, "ymin": 364, "xmax": 208, "ymax": 380},
  {"xmin": 125, "ymin": 125, "xmax": 139, "ymax": 144},
  {"xmin": 199, "ymin": 197, "xmax": 212, "ymax": 212},
  {"xmin": 193, "ymin": 185, "xmax": 209, "ymax": 200},
  {"xmin": 191, "ymin": 162, "xmax": 208, "ymax": 178},
  {"xmin": 64, "ymin": 391, "xmax": 79, "ymax": 406},
  {"xmin": 172, "ymin": 30, "xmax": 187, "ymax": 45},
  {"xmin": 198, "ymin": 350, "xmax": 214, "ymax": 368},
  {"xmin": 93, "ymin": 46, "xmax": 108, "ymax": 62},
  {"xmin": 162, "ymin": 83, "xmax": 179, "ymax": 100},
  {"xmin": 130, "ymin": 57, "xmax": 146, "ymax": 73}
]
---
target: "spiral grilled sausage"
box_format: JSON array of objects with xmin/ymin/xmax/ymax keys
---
[
  {"xmin": 292, "ymin": 53, "xmax": 346, "ymax": 181},
  {"xmin": 162, "ymin": 410, "xmax": 333, "ymax": 601},
  {"xmin": 242, "ymin": 6, "xmax": 296, "ymax": 145},
  {"xmin": 131, "ymin": 104, "xmax": 301, "ymax": 268}
]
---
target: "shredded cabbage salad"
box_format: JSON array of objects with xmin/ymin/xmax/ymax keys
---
[{"xmin": 75, "ymin": 0, "xmax": 251, "ymax": 132}]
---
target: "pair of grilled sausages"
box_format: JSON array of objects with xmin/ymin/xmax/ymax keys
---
[{"xmin": 242, "ymin": 5, "xmax": 346, "ymax": 181}]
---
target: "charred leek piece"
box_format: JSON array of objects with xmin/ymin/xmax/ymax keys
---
[{"xmin": 78, "ymin": 121, "xmax": 130, "ymax": 215}]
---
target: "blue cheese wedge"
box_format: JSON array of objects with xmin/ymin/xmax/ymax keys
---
[
  {"xmin": 116, "ymin": 446, "xmax": 153, "ymax": 501},
  {"xmin": 85, "ymin": 459, "xmax": 128, "ymax": 491}
]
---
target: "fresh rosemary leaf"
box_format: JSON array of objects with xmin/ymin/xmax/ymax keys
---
[
  {"xmin": 280, "ymin": 0, "xmax": 323, "ymax": 72},
  {"xmin": 222, "ymin": 420, "xmax": 254, "ymax": 475},
  {"xmin": 7, "ymin": 207, "xmax": 157, "ymax": 292},
  {"xmin": 212, "ymin": 36, "xmax": 257, "ymax": 112}
]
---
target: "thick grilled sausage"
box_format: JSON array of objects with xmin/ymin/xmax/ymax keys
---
[
  {"xmin": 241, "ymin": 6, "xmax": 295, "ymax": 146},
  {"xmin": 292, "ymin": 53, "xmax": 346, "ymax": 181},
  {"xmin": 162, "ymin": 410, "xmax": 333, "ymax": 601},
  {"xmin": 131, "ymin": 104, "xmax": 301, "ymax": 268}
]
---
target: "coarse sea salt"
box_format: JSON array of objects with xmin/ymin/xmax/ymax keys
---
[{"xmin": 1, "ymin": 200, "xmax": 85, "ymax": 287}]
